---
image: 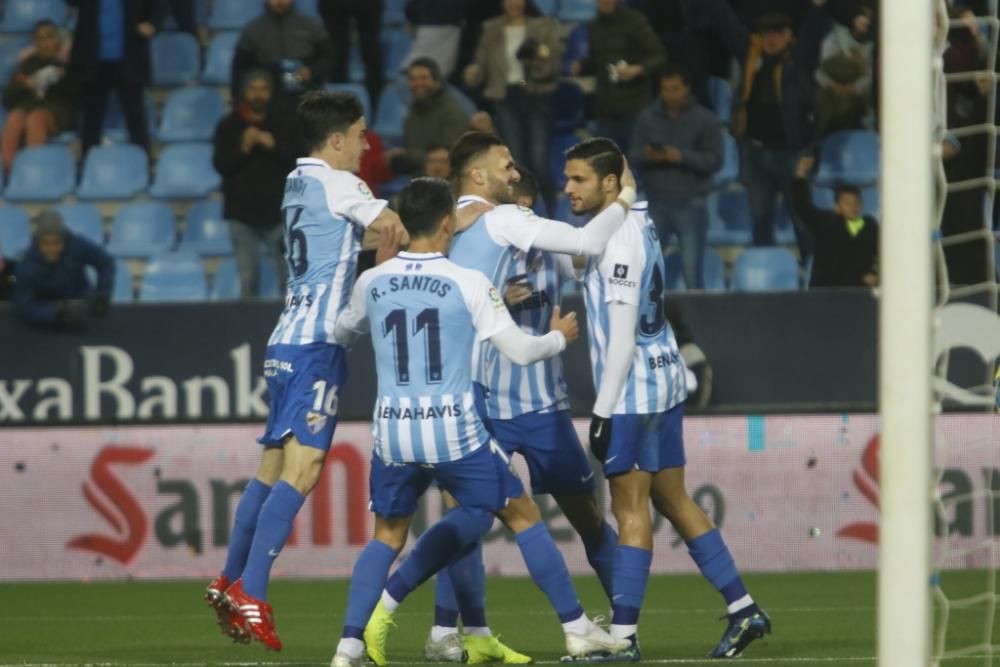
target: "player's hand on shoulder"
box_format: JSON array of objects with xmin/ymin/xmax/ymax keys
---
[
  {"xmin": 375, "ymin": 222, "xmax": 405, "ymax": 265},
  {"xmin": 549, "ymin": 305, "xmax": 579, "ymax": 344},
  {"xmin": 455, "ymin": 201, "xmax": 494, "ymax": 232},
  {"xmin": 588, "ymin": 414, "xmax": 612, "ymax": 463}
]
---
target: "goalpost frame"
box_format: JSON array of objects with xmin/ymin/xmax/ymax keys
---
[{"xmin": 878, "ymin": 0, "xmax": 935, "ymax": 665}]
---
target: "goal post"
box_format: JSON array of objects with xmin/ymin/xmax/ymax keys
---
[{"xmin": 878, "ymin": 0, "xmax": 935, "ymax": 665}]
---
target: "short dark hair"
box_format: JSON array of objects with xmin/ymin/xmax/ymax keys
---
[
  {"xmin": 834, "ymin": 183, "xmax": 862, "ymax": 201},
  {"xmin": 33, "ymin": 19, "xmax": 57, "ymax": 34},
  {"xmin": 450, "ymin": 131, "xmax": 505, "ymax": 179},
  {"xmin": 397, "ymin": 178, "xmax": 455, "ymax": 239},
  {"xmin": 408, "ymin": 56, "xmax": 442, "ymax": 81},
  {"xmin": 512, "ymin": 165, "xmax": 538, "ymax": 205},
  {"xmin": 660, "ymin": 63, "xmax": 691, "ymax": 87},
  {"xmin": 564, "ymin": 137, "xmax": 625, "ymax": 182},
  {"xmin": 425, "ymin": 144, "xmax": 450, "ymax": 156},
  {"xmin": 297, "ymin": 90, "xmax": 364, "ymax": 153}
]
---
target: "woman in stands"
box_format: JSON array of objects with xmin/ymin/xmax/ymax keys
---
[{"xmin": 1, "ymin": 19, "xmax": 76, "ymax": 176}]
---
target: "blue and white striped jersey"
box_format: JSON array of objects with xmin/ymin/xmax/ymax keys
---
[
  {"xmin": 268, "ymin": 158, "xmax": 387, "ymax": 347},
  {"xmin": 583, "ymin": 203, "xmax": 687, "ymax": 415},
  {"xmin": 338, "ymin": 252, "xmax": 516, "ymax": 463},
  {"xmin": 450, "ymin": 195, "xmax": 570, "ymax": 418}
]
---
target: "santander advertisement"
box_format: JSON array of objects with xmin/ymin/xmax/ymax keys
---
[{"xmin": 1, "ymin": 415, "xmax": 996, "ymax": 581}]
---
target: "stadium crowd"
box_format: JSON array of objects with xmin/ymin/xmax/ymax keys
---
[{"xmin": 0, "ymin": 0, "xmax": 995, "ymax": 309}]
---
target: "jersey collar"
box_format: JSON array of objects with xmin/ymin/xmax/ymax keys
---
[
  {"xmin": 398, "ymin": 251, "xmax": 446, "ymax": 260},
  {"xmin": 296, "ymin": 157, "xmax": 330, "ymax": 170},
  {"xmin": 457, "ymin": 194, "xmax": 491, "ymax": 207}
]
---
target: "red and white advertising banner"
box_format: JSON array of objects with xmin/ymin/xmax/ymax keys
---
[{"xmin": 1, "ymin": 415, "xmax": 997, "ymax": 581}]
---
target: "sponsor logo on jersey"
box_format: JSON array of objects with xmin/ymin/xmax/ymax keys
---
[{"xmin": 608, "ymin": 262, "xmax": 637, "ymax": 287}]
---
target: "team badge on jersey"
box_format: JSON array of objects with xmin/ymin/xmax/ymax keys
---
[
  {"xmin": 488, "ymin": 286, "xmax": 505, "ymax": 310},
  {"xmin": 306, "ymin": 410, "xmax": 328, "ymax": 434},
  {"xmin": 357, "ymin": 181, "xmax": 373, "ymax": 199}
]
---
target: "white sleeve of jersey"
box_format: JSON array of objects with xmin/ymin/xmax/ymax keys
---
[
  {"xmin": 333, "ymin": 270, "xmax": 373, "ymax": 346},
  {"xmin": 599, "ymin": 228, "xmax": 644, "ymax": 306},
  {"xmin": 592, "ymin": 300, "xmax": 638, "ymax": 417},
  {"xmin": 555, "ymin": 253, "xmax": 579, "ymax": 283},
  {"xmin": 485, "ymin": 205, "xmax": 550, "ymax": 252},
  {"xmin": 460, "ymin": 269, "xmax": 518, "ymax": 342},
  {"xmin": 324, "ymin": 172, "xmax": 389, "ymax": 229}
]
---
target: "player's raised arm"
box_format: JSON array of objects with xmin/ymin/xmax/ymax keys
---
[
  {"xmin": 529, "ymin": 150, "xmax": 637, "ymax": 257},
  {"xmin": 363, "ymin": 208, "xmax": 410, "ymax": 251}
]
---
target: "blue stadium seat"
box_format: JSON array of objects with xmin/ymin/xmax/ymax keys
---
[
  {"xmin": 374, "ymin": 84, "xmax": 408, "ymax": 145},
  {"xmin": 140, "ymin": 252, "xmax": 208, "ymax": 302},
  {"xmin": 76, "ymin": 144, "xmax": 149, "ymax": 200},
  {"xmin": 713, "ymin": 132, "xmax": 739, "ymax": 187},
  {"xmin": 150, "ymin": 31, "xmax": 201, "ymax": 87},
  {"xmin": 102, "ymin": 91, "xmax": 157, "ymax": 143},
  {"xmin": 259, "ymin": 252, "xmax": 282, "ymax": 298},
  {"xmin": 815, "ymin": 130, "xmax": 880, "ymax": 187},
  {"xmin": 706, "ymin": 76, "xmax": 732, "ymax": 123},
  {"xmin": 559, "ymin": 0, "xmax": 597, "ymax": 22},
  {"xmin": 149, "ymin": 143, "xmax": 221, "ymax": 199},
  {"xmin": 207, "ymin": 0, "xmax": 261, "ymax": 30},
  {"xmin": 210, "ymin": 256, "xmax": 240, "ymax": 300},
  {"xmin": 0, "ymin": 0, "xmax": 68, "ymax": 32},
  {"xmin": 731, "ymin": 247, "xmax": 800, "ymax": 292},
  {"xmin": 382, "ymin": 28, "xmax": 412, "ymax": 77},
  {"xmin": 107, "ymin": 202, "xmax": 177, "ymax": 258},
  {"xmin": 112, "ymin": 259, "xmax": 134, "ymax": 303},
  {"xmin": 383, "ymin": 0, "xmax": 407, "ymax": 26},
  {"xmin": 549, "ymin": 131, "xmax": 580, "ymax": 191},
  {"xmin": 0, "ymin": 36, "xmax": 31, "ymax": 84},
  {"xmin": 663, "ymin": 247, "xmax": 726, "ymax": 291},
  {"xmin": 535, "ymin": 0, "xmax": 557, "ymax": 14},
  {"xmin": 4, "ymin": 145, "xmax": 75, "ymax": 202},
  {"xmin": 157, "ymin": 87, "xmax": 226, "ymax": 142},
  {"xmin": 773, "ymin": 202, "xmax": 797, "ymax": 245},
  {"xmin": 562, "ymin": 23, "xmax": 590, "ymax": 75},
  {"xmin": 554, "ymin": 80, "xmax": 586, "ymax": 132},
  {"xmin": 325, "ymin": 83, "xmax": 372, "ymax": 120},
  {"xmin": 179, "ymin": 200, "xmax": 232, "ymax": 256},
  {"xmin": 55, "ymin": 203, "xmax": 104, "ymax": 245},
  {"xmin": 861, "ymin": 185, "xmax": 880, "ymax": 218},
  {"xmin": 201, "ymin": 31, "xmax": 240, "ymax": 85},
  {"xmin": 812, "ymin": 186, "xmax": 835, "ymax": 210},
  {"xmin": 0, "ymin": 207, "xmax": 31, "ymax": 259},
  {"xmin": 446, "ymin": 84, "xmax": 477, "ymax": 119},
  {"xmin": 707, "ymin": 187, "xmax": 752, "ymax": 245}
]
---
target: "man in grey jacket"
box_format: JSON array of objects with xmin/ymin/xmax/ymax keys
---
[
  {"xmin": 629, "ymin": 64, "xmax": 723, "ymax": 289},
  {"xmin": 231, "ymin": 0, "xmax": 334, "ymax": 102}
]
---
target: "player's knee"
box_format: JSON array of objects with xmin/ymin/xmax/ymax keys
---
[
  {"xmin": 373, "ymin": 518, "xmax": 410, "ymax": 552},
  {"xmin": 497, "ymin": 493, "xmax": 541, "ymax": 533},
  {"xmin": 280, "ymin": 458, "xmax": 324, "ymax": 495},
  {"xmin": 652, "ymin": 489, "xmax": 690, "ymax": 521}
]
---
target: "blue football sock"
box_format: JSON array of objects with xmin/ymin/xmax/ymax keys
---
[
  {"xmin": 610, "ymin": 545, "xmax": 652, "ymax": 628},
  {"xmin": 384, "ymin": 507, "xmax": 492, "ymax": 606},
  {"xmin": 241, "ymin": 481, "xmax": 305, "ymax": 600},
  {"xmin": 516, "ymin": 522, "xmax": 584, "ymax": 622},
  {"xmin": 687, "ymin": 529, "xmax": 755, "ymax": 615},
  {"xmin": 342, "ymin": 540, "xmax": 398, "ymax": 639},
  {"xmin": 221, "ymin": 478, "xmax": 271, "ymax": 581},
  {"xmin": 449, "ymin": 540, "xmax": 488, "ymax": 628},
  {"xmin": 582, "ymin": 521, "xmax": 618, "ymax": 602},
  {"xmin": 434, "ymin": 570, "xmax": 460, "ymax": 628}
]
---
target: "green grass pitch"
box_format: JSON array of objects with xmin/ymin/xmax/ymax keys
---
[{"xmin": 0, "ymin": 571, "xmax": 993, "ymax": 666}]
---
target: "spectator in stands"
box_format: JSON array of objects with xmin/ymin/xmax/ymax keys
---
[
  {"xmin": 570, "ymin": 0, "xmax": 666, "ymax": 154},
  {"xmin": 463, "ymin": 0, "xmax": 563, "ymax": 211},
  {"xmin": 403, "ymin": 0, "xmax": 469, "ymax": 78},
  {"xmin": 67, "ymin": 0, "xmax": 158, "ymax": 157},
  {"xmin": 423, "ymin": 144, "xmax": 451, "ymax": 179},
  {"xmin": 724, "ymin": 11, "xmax": 816, "ymax": 258},
  {"xmin": 2, "ymin": 20, "xmax": 76, "ymax": 175},
  {"xmin": 231, "ymin": 0, "xmax": 334, "ymax": 102},
  {"xmin": 386, "ymin": 57, "xmax": 468, "ymax": 175},
  {"xmin": 814, "ymin": 5, "xmax": 875, "ymax": 137},
  {"xmin": 791, "ymin": 156, "xmax": 877, "ymax": 288},
  {"xmin": 630, "ymin": 65, "xmax": 723, "ymax": 290},
  {"xmin": 212, "ymin": 69, "xmax": 298, "ymax": 298},
  {"xmin": 320, "ymin": 0, "xmax": 384, "ymax": 112},
  {"xmin": 13, "ymin": 210, "xmax": 114, "ymax": 329}
]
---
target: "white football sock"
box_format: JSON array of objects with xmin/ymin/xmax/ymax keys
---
[
  {"xmin": 610, "ymin": 623, "xmax": 636, "ymax": 640},
  {"xmin": 465, "ymin": 626, "xmax": 491, "ymax": 637},
  {"xmin": 727, "ymin": 594, "xmax": 754, "ymax": 615},
  {"xmin": 337, "ymin": 637, "xmax": 365, "ymax": 658},
  {"xmin": 430, "ymin": 625, "xmax": 459, "ymax": 642},
  {"xmin": 562, "ymin": 613, "xmax": 590, "ymax": 636},
  {"xmin": 380, "ymin": 589, "xmax": 401, "ymax": 613}
]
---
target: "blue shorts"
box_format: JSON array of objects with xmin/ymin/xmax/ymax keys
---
[
  {"xmin": 369, "ymin": 441, "xmax": 526, "ymax": 518},
  {"xmin": 603, "ymin": 404, "xmax": 686, "ymax": 477},
  {"xmin": 492, "ymin": 410, "xmax": 596, "ymax": 495},
  {"xmin": 258, "ymin": 343, "xmax": 347, "ymax": 451}
]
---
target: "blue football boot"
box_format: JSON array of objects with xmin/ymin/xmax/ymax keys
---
[{"xmin": 708, "ymin": 609, "xmax": 771, "ymax": 659}]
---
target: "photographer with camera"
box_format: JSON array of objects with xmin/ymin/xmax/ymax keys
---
[
  {"xmin": 463, "ymin": 0, "xmax": 563, "ymax": 212},
  {"xmin": 13, "ymin": 209, "xmax": 114, "ymax": 330}
]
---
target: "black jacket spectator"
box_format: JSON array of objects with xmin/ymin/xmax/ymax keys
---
[
  {"xmin": 789, "ymin": 177, "xmax": 878, "ymax": 288},
  {"xmin": 14, "ymin": 211, "xmax": 114, "ymax": 327},
  {"xmin": 66, "ymin": 0, "xmax": 155, "ymax": 86},
  {"xmin": 231, "ymin": 0, "xmax": 335, "ymax": 100},
  {"xmin": 212, "ymin": 101, "xmax": 299, "ymax": 230}
]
